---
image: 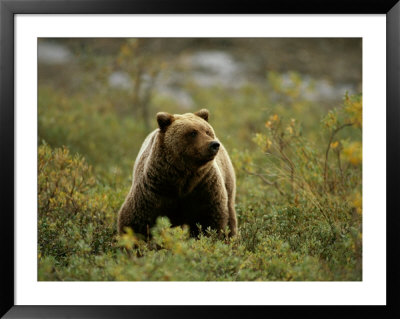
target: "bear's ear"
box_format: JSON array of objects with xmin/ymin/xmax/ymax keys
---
[
  {"xmin": 195, "ymin": 109, "xmax": 209, "ymax": 122},
  {"xmin": 157, "ymin": 112, "xmax": 174, "ymax": 132}
]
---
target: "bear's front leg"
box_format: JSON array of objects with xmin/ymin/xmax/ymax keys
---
[
  {"xmin": 118, "ymin": 182, "xmax": 166, "ymax": 237},
  {"xmin": 227, "ymin": 206, "xmax": 238, "ymax": 237},
  {"xmin": 182, "ymin": 178, "xmax": 229, "ymax": 237}
]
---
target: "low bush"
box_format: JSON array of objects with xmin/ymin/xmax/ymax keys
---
[{"xmin": 38, "ymin": 84, "xmax": 362, "ymax": 280}]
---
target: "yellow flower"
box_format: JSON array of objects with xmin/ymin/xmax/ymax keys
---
[
  {"xmin": 343, "ymin": 141, "xmax": 362, "ymax": 165},
  {"xmin": 330, "ymin": 141, "xmax": 339, "ymax": 149},
  {"xmin": 271, "ymin": 114, "xmax": 279, "ymax": 122}
]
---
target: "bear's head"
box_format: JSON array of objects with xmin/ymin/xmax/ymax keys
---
[{"xmin": 157, "ymin": 109, "xmax": 220, "ymax": 168}]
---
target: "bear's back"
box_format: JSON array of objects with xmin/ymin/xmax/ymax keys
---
[{"xmin": 133, "ymin": 129, "xmax": 158, "ymax": 178}]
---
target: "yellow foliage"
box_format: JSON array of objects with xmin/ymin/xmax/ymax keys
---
[
  {"xmin": 344, "ymin": 94, "xmax": 362, "ymax": 128},
  {"xmin": 342, "ymin": 141, "xmax": 362, "ymax": 166},
  {"xmin": 265, "ymin": 138, "xmax": 272, "ymax": 151},
  {"xmin": 271, "ymin": 114, "xmax": 279, "ymax": 122},
  {"xmin": 265, "ymin": 114, "xmax": 280, "ymax": 130},
  {"xmin": 351, "ymin": 192, "xmax": 362, "ymax": 215},
  {"xmin": 119, "ymin": 227, "xmax": 140, "ymax": 249},
  {"xmin": 120, "ymin": 44, "xmax": 132, "ymax": 57},
  {"xmin": 323, "ymin": 110, "xmax": 338, "ymax": 129},
  {"xmin": 330, "ymin": 141, "xmax": 339, "ymax": 149},
  {"xmin": 252, "ymin": 133, "xmax": 272, "ymax": 152}
]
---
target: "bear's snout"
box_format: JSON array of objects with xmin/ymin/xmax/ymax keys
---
[{"xmin": 209, "ymin": 141, "xmax": 220, "ymax": 154}]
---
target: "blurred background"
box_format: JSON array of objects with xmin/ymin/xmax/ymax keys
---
[
  {"xmin": 38, "ymin": 38, "xmax": 362, "ymax": 281},
  {"xmin": 38, "ymin": 38, "xmax": 361, "ymax": 180}
]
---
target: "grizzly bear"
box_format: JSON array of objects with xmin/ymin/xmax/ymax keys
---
[{"xmin": 117, "ymin": 109, "xmax": 237, "ymax": 238}]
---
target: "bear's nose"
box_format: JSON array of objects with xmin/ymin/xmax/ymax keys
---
[{"xmin": 209, "ymin": 141, "xmax": 220, "ymax": 152}]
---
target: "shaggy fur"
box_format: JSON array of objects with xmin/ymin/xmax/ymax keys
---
[{"xmin": 117, "ymin": 109, "xmax": 237, "ymax": 237}]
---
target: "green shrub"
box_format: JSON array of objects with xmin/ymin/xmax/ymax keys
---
[{"xmin": 38, "ymin": 143, "xmax": 120, "ymax": 274}]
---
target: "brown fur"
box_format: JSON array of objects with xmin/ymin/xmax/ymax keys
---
[{"xmin": 117, "ymin": 109, "xmax": 237, "ymax": 237}]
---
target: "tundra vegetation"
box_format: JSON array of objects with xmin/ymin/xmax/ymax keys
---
[{"xmin": 38, "ymin": 39, "xmax": 362, "ymax": 281}]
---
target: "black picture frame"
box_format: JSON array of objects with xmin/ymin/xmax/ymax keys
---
[{"xmin": 1, "ymin": 1, "xmax": 399, "ymax": 318}]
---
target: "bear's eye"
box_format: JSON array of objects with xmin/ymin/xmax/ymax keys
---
[
  {"xmin": 206, "ymin": 130, "xmax": 212, "ymax": 137},
  {"xmin": 189, "ymin": 130, "xmax": 198, "ymax": 137}
]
